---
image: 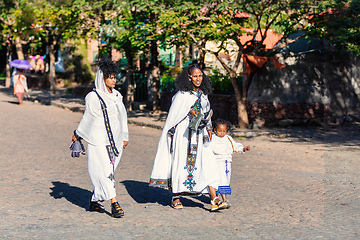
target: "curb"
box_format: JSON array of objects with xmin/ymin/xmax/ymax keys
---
[{"xmin": 25, "ymin": 93, "xmax": 276, "ymax": 139}]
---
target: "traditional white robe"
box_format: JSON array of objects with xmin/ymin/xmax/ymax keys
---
[
  {"xmin": 76, "ymin": 70, "xmax": 128, "ymax": 202},
  {"xmin": 211, "ymin": 134, "xmax": 244, "ymax": 195},
  {"xmin": 150, "ymin": 90, "xmax": 220, "ymax": 194}
]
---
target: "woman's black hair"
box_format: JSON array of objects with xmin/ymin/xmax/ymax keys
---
[
  {"xmin": 98, "ymin": 58, "xmax": 119, "ymax": 80},
  {"xmin": 175, "ymin": 63, "xmax": 212, "ymax": 95},
  {"xmin": 213, "ymin": 118, "xmax": 232, "ymax": 132}
]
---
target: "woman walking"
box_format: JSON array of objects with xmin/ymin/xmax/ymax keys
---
[
  {"xmin": 13, "ymin": 69, "xmax": 28, "ymax": 105},
  {"xmin": 149, "ymin": 64, "xmax": 226, "ymax": 211},
  {"xmin": 72, "ymin": 58, "xmax": 129, "ymax": 218}
]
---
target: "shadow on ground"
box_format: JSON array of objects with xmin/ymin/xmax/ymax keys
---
[
  {"xmin": 49, "ymin": 181, "xmax": 91, "ymax": 210},
  {"xmin": 264, "ymin": 125, "xmax": 360, "ymax": 146},
  {"xmin": 121, "ymin": 180, "xmax": 210, "ymax": 210}
]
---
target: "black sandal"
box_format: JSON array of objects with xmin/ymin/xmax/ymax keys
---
[
  {"xmin": 111, "ymin": 202, "xmax": 124, "ymax": 218},
  {"xmin": 89, "ymin": 192, "xmax": 102, "ymax": 212},
  {"xmin": 89, "ymin": 200, "xmax": 102, "ymax": 212}
]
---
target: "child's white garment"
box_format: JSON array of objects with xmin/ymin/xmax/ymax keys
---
[{"xmin": 211, "ymin": 134, "xmax": 244, "ymax": 195}]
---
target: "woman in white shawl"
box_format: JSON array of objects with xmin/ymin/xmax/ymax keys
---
[
  {"xmin": 149, "ymin": 64, "xmax": 227, "ymax": 212},
  {"xmin": 71, "ymin": 59, "xmax": 129, "ymax": 218}
]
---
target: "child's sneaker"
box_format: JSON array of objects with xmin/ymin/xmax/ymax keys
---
[{"xmin": 224, "ymin": 200, "xmax": 231, "ymax": 209}]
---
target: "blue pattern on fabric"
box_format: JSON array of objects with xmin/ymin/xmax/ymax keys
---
[
  {"xmin": 183, "ymin": 91, "xmax": 202, "ymax": 191},
  {"xmin": 217, "ymin": 186, "xmax": 232, "ymax": 195}
]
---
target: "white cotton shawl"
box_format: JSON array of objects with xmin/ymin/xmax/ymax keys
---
[
  {"xmin": 76, "ymin": 69, "xmax": 129, "ymax": 146},
  {"xmin": 211, "ymin": 134, "xmax": 244, "ymax": 162},
  {"xmin": 150, "ymin": 90, "xmax": 210, "ymax": 181}
]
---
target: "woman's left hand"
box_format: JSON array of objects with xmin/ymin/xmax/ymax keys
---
[
  {"xmin": 72, "ymin": 135, "xmax": 78, "ymax": 142},
  {"xmin": 123, "ymin": 141, "xmax": 129, "ymax": 149},
  {"xmin": 207, "ymin": 130, "xmax": 212, "ymax": 141}
]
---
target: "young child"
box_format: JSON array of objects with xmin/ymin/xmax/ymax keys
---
[{"xmin": 211, "ymin": 119, "xmax": 250, "ymax": 208}]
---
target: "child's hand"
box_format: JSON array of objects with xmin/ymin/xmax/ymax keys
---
[
  {"xmin": 123, "ymin": 141, "xmax": 129, "ymax": 149},
  {"xmin": 189, "ymin": 110, "xmax": 197, "ymax": 117},
  {"xmin": 243, "ymin": 146, "xmax": 250, "ymax": 151}
]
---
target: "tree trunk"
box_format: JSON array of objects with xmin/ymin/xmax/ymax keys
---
[
  {"xmin": 147, "ymin": 40, "xmax": 161, "ymax": 112},
  {"xmin": 198, "ymin": 41, "xmax": 206, "ymax": 69},
  {"xmin": 49, "ymin": 43, "xmax": 56, "ymax": 93},
  {"xmin": 230, "ymin": 74, "xmax": 249, "ymax": 128},
  {"xmin": 5, "ymin": 45, "xmax": 11, "ymax": 87},
  {"xmin": 125, "ymin": 48, "xmax": 135, "ymax": 110},
  {"xmin": 14, "ymin": 36, "xmax": 24, "ymax": 60}
]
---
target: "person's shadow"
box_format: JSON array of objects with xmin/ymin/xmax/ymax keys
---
[
  {"xmin": 121, "ymin": 180, "xmax": 210, "ymax": 210},
  {"xmin": 49, "ymin": 181, "xmax": 111, "ymax": 216}
]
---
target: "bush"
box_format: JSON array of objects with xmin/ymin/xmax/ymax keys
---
[
  {"xmin": 208, "ymin": 68, "xmax": 236, "ymax": 94},
  {"xmin": 159, "ymin": 67, "xmax": 180, "ymax": 92},
  {"xmin": 159, "ymin": 66, "xmax": 239, "ymax": 94}
]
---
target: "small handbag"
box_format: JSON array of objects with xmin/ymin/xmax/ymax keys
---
[
  {"xmin": 188, "ymin": 113, "xmax": 204, "ymax": 131},
  {"xmin": 188, "ymin": 109, "xmax": 213, "ymax": 131},
  {"xmin": 69, "ymin": 140, "xmax": 86, "ymax": 157}
]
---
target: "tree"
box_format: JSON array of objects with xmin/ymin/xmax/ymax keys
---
[
  {"xmin": 157, "ymin": 0, "xmax": 315, "ymax": 128},
  {"xmin": 32, "ymin": 0, "xmax": 94, "ymax": 93},
  {"xmin": 307, "ymin": 0, "xmax": 360, "ymax": 55},
  {"xmin": 103, "ymin": 0, "xmax": 151, "ymax": 109},
  {"xmin": 0, "ymin": 0, "xmax": 37, "ymax": 87}
]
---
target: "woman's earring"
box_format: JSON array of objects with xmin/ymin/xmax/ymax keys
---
[{"xmin": 188, "ymin": 75, "xmax": 192, "ymax": 81}]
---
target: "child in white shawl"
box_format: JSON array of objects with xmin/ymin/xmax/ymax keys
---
[
  {"xmin": 211, "ymin": 119, "xmax": 250, "ymax": 208},
  {"xmin": 71, "ymin": 59, "xmax": 129, "ymax": 218}
]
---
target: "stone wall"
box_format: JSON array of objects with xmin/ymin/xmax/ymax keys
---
[{"xmin": 247, "ymin": 50, "xmax": 360, "ymax": 125}]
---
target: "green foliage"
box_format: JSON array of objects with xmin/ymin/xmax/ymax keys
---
[
  {"xmin": 306, "ymin": 0, "xmax": 360, "ymax": 55},
  {"xmin": 159, "ymin": 67, "xmax": 179, "ymax": 92},
  {"xmin": 208, "ymin": 68, "xmax": 235, "ymax": 94}
]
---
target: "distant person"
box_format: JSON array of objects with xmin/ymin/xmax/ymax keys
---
[
  {"xmin": 71, "ymin": 58, "xmax": 129, "ymax": 218},
  {"xmin": 149, "ymin": 64, "xmax": 227, "ymax": 212},
  {"xmin": 28, "ymin": 56, "xmax": 36, "ymax": 73},
  {"xmin": 35, "ymin": 55, "xmax": 45, "ymax": 73},
  {"xmin": 13, "ymin": 69, "xmax": 28, "ymax": 105},
  {"xmin": 211, "ymin": 119, "xmax": 250, "ymax": 208}
]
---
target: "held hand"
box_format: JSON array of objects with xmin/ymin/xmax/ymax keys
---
[
  {"xmin": 72, "ymin": 135, "xmax": 78, "ymax": 142},
  {"xmin": 123, "ymin": 141, "xmax": 129, "ymax": 149},
  {"xmin": 189, "ymin": 110, "xmax": 197, "ymax": 117},
  {"xmin": 207, "ymin": 130, "xmax": 212, "ymax": 141},
  {"xmin": 243, "ymin": 146, "xmax": 250, "ymax": 152}
]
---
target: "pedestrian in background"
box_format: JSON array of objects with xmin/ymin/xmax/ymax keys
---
[
  {"xmin": 71, "ymin": 58, "xmax": 129, "ymax": 218},
  {"xmin": 13, "ymin": 69, "xmax": 28, "ymax": 105},
  {"xmin": 150, "ymin": 63, "xmax": 227, "ymax": 212}
]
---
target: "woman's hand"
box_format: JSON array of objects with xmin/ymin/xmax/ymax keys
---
[
  {"xmin": 243, "ymin": 146, "xmax": 250, "ymax": 151},
  {"xmin": 72, "ymin": 135, "xmax": 78, "ymax": 142},
  {"xmin": 123, "ymin": 141, "xmax": 129, "ymax": 149},
  {"xmin": 189, "ymin": 110, "xmax": 197, "ymax": 117}
]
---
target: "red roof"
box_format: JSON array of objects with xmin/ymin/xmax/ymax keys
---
[{"xmin": 239, "ymin": 29, "xmax": 282, "ymax": 49}]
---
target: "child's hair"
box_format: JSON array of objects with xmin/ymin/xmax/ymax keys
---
[
  {"xmin": 98, "ymin": 58, "xmax": 119, "ymax": 80},
  {"xmin": 213, "ymin": 118, "xmax": 232, "ymax": 132},
  {"xmin": 175, "ymin": 63, "xmax": 212, "ymax": 95}
]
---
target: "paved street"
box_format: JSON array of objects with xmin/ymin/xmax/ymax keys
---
[{"xmin": 1, "ymin": 89, "xmax": 360, "ymax": 239}]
